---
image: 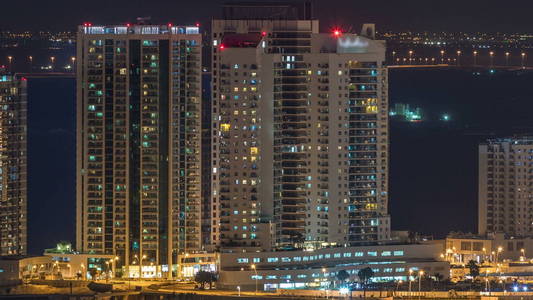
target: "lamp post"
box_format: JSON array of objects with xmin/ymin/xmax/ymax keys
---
[
  {"xmin": 28, "ymin": 56, "xmax": 33, "ymax": 72},
  {"xmin": 251, "ymin": 264, "xmax": 258, "ymax": 295},
  {"xmin": 456, "ymin": 50, "xmax": 461, "ymax": 66},
  {"xmin": 505, "ymin": 52, "xmax": 510, "ymax": 66},
  {"xmin": 521, "ymin": 52, "xmax": 526, "ymax": 68},
  {"xmin": 141, "ymin": 255, "xmax": 147, "ymax": 279},
  {"xmin": 408, "ymin": 50, "xmax": 413, "ymax": 64},
  {"xmin": 497, "ymin": 246, "xmax": 503, "ymax": 263},
  {"xmin": 322, "ymin": 268, "xmax": 329, "ymax": 299},
  {"xmin": 7, "ymin": 56, "xmax": 13, "ymax": 72},
  {"xmin": 521, "ymin": 248, "xmax": 525, "ymax": 261},
  {"xmin": 440, "ymin": 50, "xmax": 445, "ymax": 63},
  {"xmin": 489, "ymin": 51, "xmax": 495, "ymax": 68},
  {"xmin": 473, "ymin": 51, "xmax": 478, "ymax": 66},
  {"xmin": 237, "ymin": 286, "xmax": 241, "ymax": 297},
  {"xmin": 408, "ymin": 269, "xmax": 413, "ymax": 296},
  {"xmin": 418, "ymin": 270, "xmax": 424, "ymax": 299},
  {"xmin": 50, "ymin": 56, "xmax": 55, "ymax": 71}
]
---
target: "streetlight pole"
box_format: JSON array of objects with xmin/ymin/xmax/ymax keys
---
[
  {"xmin": 7, "ymin": 56, "xmax": 13, "ymax": 72},
  {"xmin": 251, "ymin": 264, "xmax": 258, "ymax": 295},
  {"xmin": 418, "ymin": 270, "xmax": 424, "ymax": 299},
  {"xmin": 505, "ymin": 52, "xmax": 510, "ymax": 66},
  {"xmin": 322, "ymin": 268, "xmax": 329, "ymax": 299},
  {"xmin": 489, "ymin": 51, "xmax": 495, "ymax": 68},
  {"xmin": 473, "ymin": 51, "xmax": 478, "ymax": 66},
  {"xmin": 456, "ymin": 50, "xmax": 461, "ymax": 66},
  {"xmin": 521, "ymin": 52, "xmax": 526, "ymax": 68},
  {"xmin": 440, "ymin": 50, "xmax": 445, "ymax": 64},
  {"xmin": 408, "ymin": 269, "xmax": 413, "ymax": 297}
]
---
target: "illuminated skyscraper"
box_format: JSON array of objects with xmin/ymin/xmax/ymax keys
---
[
  {"xmin": 211, "ymin": 3, "xmax": 390, "ymax": 251},
  {"xmin": 76, "ymin": 24, "xmax": 202, "ymax": 277},
  {"xmin": 0, "ymin": 73, "xmax": 27, "ymax": 256},
  {"xmin": 479, "ymin": 137, "xmax": 533, "ymax": 237}
]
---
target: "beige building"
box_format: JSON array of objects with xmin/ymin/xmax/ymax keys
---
[
  {"xmin": 444, "ymin": 232, "xmax": 533, "ymax": 264},
  {"xmin": 479, "ymin": 137, "xmax": 533, "ymax": 236},
  {"xmin": 0, "ymin": 73, "xmax": 27, "ymax": 256},
  {"xmin": 211, "ymin": 3, "xmax": 389, "ymax": 251},
  {"xmin": 76, "ymin": 24, "xmax": 202, "ymax": 277}
]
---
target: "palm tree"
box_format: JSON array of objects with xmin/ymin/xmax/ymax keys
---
[
  {"xmin": 337, "ymin": 269, "xmax": 350, "ymax": 286},
  {"xmin": 358, "ymin": 267, "xmax": 374, "ymax": 298}
]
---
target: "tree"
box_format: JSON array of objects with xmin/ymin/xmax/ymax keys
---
[
  {"xmin": 466, "ymin": 260, "xmax": 480, "ymax": 280},
  {"xmin": 358, "ymin": 267, "xmax": 374, "ymax": 298},
  {"xmin": 194, "ymin": 271, "xmax": 217, "ymax": 289},
  {"xmin": 88, "ymin": 268, "xmax": 98, "ymax": 281},
  {"xmin": 336, "ymin": 270, "xmax": 350, "ymax": 283},
  {"xmin": 433, "ymin": 273, "xmax": 444, "ymax": 282}
]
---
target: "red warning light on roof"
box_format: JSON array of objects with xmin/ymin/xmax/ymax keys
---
[
  {"xmin": 167, "ymin": 23, "xmax": 173, "ymax": 27},
  {"xmin": 261, "ymin": 31, "xmax": 267, "ymax": 36},
  {"xmin": 333, "ymin": 29, "xmax": 342, "ymax": 37},
  {"xmin": 126, "ymin": 23, "xmax": 131, "ymax": 27},
  {"xmin": 219, "ymin": 44, "xmax": 225, "ymax": 50},
  {"xmin": 21, "ymin": 77, "xmax": 27, "ymax": 81},
  {"xmin": 196, "ymin": 22, "xmax": 200, "ymax": 27}
]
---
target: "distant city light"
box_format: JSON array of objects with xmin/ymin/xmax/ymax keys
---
[{"xmin": 441, "ymin": 114, "xmax": 450, "ymax": 121}]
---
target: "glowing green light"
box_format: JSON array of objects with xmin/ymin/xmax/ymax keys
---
[{"xmin": 442, "ymin": 114, "xmax": 450, "ymax": 121}]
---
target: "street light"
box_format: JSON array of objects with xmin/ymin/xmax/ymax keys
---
[
  {"xmin": 237, "ymin": 286, "xmax": 241, "ymax": 297},
  {"xmin": 505, "ymin": 52, "xmax": 510, "ymax": 66},
  {"xmin": 418, "ymin": 270, "xmax": 424, "ymax": 297},
  {"xmin": 408, "ymin": 50, "xmax": 413, "ymax": 64},
  {"xmin": 521, "ymin": 52, "xmax": 526, "ymax": 68},
  {"xmin": 473, "ymin": 50, "xmax": 478, "ymax": 66},
  {"xmin": 489, "ymin": 51, "xmax": 495, "ymax": 67},
  {"xmin": 251, "ymin": 264, "xmax": 258, "ymax": 295},
  {"xmin": 7, "ymin": 56, "xmax": 13, "ymax": 72},
  {"xmin": 456, "ymin": 50, "xmax": 461, "ymax": 66},
  {"xmin": 497, "ymin": 246, "xmax": 503, "ymax": 263},
  {"xmin": 322, "ymin": 268, "xmax": 329, "ymax": 299},
  {"xmin": 141, "ymin": 255, "xmax": 147, "ymax": 279},
  {"xmin": 408, "ymin": 269, "xmax": 413, "ymax": 296}
]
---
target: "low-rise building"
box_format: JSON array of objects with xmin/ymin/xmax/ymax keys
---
[
  {"xmin": 217, "ymin": 243, "xmax": 449, "ymax": 291},
  {"xmin": 444, "ymin": 233, "xmax": 533, "ymax": 264}
]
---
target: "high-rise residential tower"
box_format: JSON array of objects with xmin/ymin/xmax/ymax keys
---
[
  {"xmin": 76, "ymin": 24, "xmax": 202, "ymax": 277},
  {"xmin": 479, "ymin": 137, "xmax": 533, "ymax": 237},
  {"xmin": 0, "ymin": 73, "xmax": 27, "ymax": 256},
  {"xmin": 211, "ymin": 3, "xmax": 390, "ymax": 251}
]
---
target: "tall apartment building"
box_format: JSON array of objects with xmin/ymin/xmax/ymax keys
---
[
  {"xmin": 479, "ymin": 137, "xmax": 533, "ymax": 237},
  {"xmin": 76, "ymin": 24, "xmax": 202, "ymax": 277},
  {"xmin": 0, "ymin": 73, "xmax": 27, "ymax": 256},
  {"xmin": 211, "ymin": 3, "xmax": 390, "ymax": 251}
]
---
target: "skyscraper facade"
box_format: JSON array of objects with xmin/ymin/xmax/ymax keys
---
[
  {"xmin": 76, "ymin": 24, "xmax": 202, "ymax": 277},
  {"xmin": 479, "ymin": 137, "xmax": 533, "ymax": 237},
  {"xmin": 211, "ymin": 3, "xmax": 390, "ymax": 251},
  {"xmin": 0, "ymin": 73, "xmax": 27, "ymax": 256}
]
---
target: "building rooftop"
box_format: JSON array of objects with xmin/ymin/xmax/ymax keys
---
[
  {"xmin": 78, "ymin": 24, "xmax": 199, "ymax": 35},
  {"xmin": 221, "ymin": 1, "xmax": 313, "ymax": 20}
]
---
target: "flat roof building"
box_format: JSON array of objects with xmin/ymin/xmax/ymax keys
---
[
  {"xmin": 479, "ymin": 137, "xmax": 533, "ymax": 236},
  {"xmin": 211, "ymin": 9, "xmax": 389, "ymax": 250},
  {"xmin": 76, "ymin": 24, "xmax": 202, "ymax": 278},
  {"xmin": 0, "ymin": 73, "xmax": 27, "ymax": 256}
]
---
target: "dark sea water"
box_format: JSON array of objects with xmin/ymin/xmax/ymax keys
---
[{"xmin": 25, "ymin": 68, "xmax": 533, "ymax": 253}]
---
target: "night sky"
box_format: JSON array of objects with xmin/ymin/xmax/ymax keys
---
[{"xmin": 2, "ymin": 0, "xmax": 533, "ymax": 33}]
